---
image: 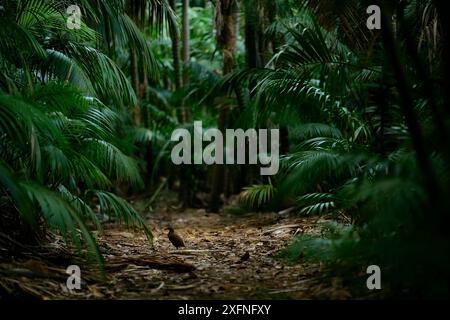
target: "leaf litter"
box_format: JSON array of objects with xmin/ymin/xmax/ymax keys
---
[{"xmin": 0, "ymin": 197, "xmax": 355, "ymax": 299}]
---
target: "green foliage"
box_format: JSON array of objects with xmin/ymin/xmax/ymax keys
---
[
  {"xmin": 0, "ymin": 0, "xmax": 166, "ymax": 269},
  {"xmin": 217, "ymin": 0, "xmax": 450, "ymax": 297},
  {"xmin": 296, "ymin": 193, "xmax": 336, "ymax": 215},
  {"xmin": 279, "ymin": 221, "xmax": 355, "ymax": 263},
  {"xmin": 0, "ymin": 86, "xmax": 151, "ymax": 267},
  {"xmin": 238, "ymin": 181, "xmax": 276, "ymax": 210},
  {"xmin": 1, "ymin": 0, "xmax": 449, "ymax": 298}
]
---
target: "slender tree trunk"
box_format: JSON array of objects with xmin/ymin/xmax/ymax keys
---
[
  {"xmin": 244, "ymin": 0, "xmax": 262, "ymax": 186},
  {"xmin": 139, "ymin": 67, "xmax": 153, "ymax": 188},
  {"xmin": 166, "ymin": 0, "xmax": 194, "ymax": 206},
  {"xmin": 169, "ymin": 0, "xmax": 182, "ymax": 90},
  {"xmin": 182, "ymin": 0, "xmax": 190, "ymax": 85},
  {"xmin": 209, "ymin": 0, "xmax": 238, "ymax": 212},
  {"xmin": 265, "ymin": 0, "xmax": 279, "ymax": 57},
  {"xmin": 244, "ymin": 0, "xmax": 262, "ymax": 69},
  {"xmin": 128, "ymin": 1, "xmax": 153, "ymax": 187},
  {"xmin": 168, "ymin": 0, "xmax": 184, "ymax": 194},
  {"xmin": 180, "ymin": 0, "xmax": 192, "ymax": 123},
  {"xmin": 130, "ymin": 48, "xmax": 141, "ymax": 126}
]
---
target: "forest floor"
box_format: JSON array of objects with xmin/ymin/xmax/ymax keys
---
[{"xmin": 0, "ymin": 193, "xmax": 355, "ymax": 300}]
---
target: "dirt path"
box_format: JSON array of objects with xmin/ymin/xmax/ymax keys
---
[
  {"xmin": 1, "ymin": 199, "xmax": 352, "ymax": 299},
  {"xmin": 88, "ymin": 204, "xmax": 350, "ymax": 300}
]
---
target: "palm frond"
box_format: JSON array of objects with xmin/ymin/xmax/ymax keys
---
[
  {"xmin": 296, "ymin": 192, "xmax": 336, "ymax": 215},
  {"xmin": 22, "ymin": 182, "xmax": 104, "ymax": 267},
  {"xmin": 82, "ymin": 138, "xmax": 143, "ymax": 188},
  {"xmin": 65, "ymin": 43, "xmax": 137, "ymax": 106},
  {"xmin": 86, "ymin": 190, "xmax": 153, "ymax": 241},
  {"xmin": 238, "ymin": 182, "xmax": 276, "ymax": 209}
]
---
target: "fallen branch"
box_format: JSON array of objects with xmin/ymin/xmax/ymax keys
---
[
  {"xmin": 263, "ymin": 224, "xmax": 302, "ymax": 235},
  {"xmin": 268, "ymin": 287, "xmax": 308, "ymax": 294},
  {"xmin": 168, "ymin": 249, "xmax": 227, "ymax": 254},
  {"xmin": 166, "ymin": 283, "xmax": 198, "ymax": 290},
  {"xmin": 106, "ymin": 255, "xmax": 196, "ymax": 273}
]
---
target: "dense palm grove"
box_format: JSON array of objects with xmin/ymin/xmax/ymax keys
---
[{"xmin": 0, "ymin": 0, "xmax": 449, "ymax": 298}]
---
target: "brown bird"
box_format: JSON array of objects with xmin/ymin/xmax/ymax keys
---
[
  {"xmin": 238, "ymin": 251, "xmax": 250, "ymax": 263},
  {"xmin": 167, "ymin": 227, "xmax": 185, "ymax": 249}
]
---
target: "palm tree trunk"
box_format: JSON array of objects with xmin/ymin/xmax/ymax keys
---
[
  {"xmin": 182, "ymin": 0, "xmax": 190, "ymax": 85},
  {"xmin": 180, "ymin": 0, "xmax": 192, "ymax": 123},
  {"xmin": 176, "ymin": 0, "xmax": 193, "ymax": 207},
  {"xmin": 209, "ymin": 0, "xmax": 238, "ymax": 212},
  {"xmin": 244, "ymin": 0, "xmax": 262, "ymax": 68},
  {"xmin": 130, "ymin": 48, "xmax": 141, "ymax": 126},
  {"xmin": 169, "ymin": 0, "xmax": 182, "ymax": 89}
]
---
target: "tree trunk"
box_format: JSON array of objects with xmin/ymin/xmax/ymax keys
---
[
  {"xmin": 127, "ymin": 2, "xmax": 151, "ymax": 187},
  {"xmin": 180, "ymin": 0, "xmax": 192, "ymax": 123},
  {"xmin": 176, "ymin": 0, "xmax": 193, "ymax": 207},
  {"xmin": 209, "ymin": 0, "xmax": 238, "ymax": 212},
  {"xmin": 244, "ymin": 0, "xmax": 262, "ymax": 69},
  {"xmin": 182, "ymin": 0, "xmax": 190, "ymax": 85},
  {"xmin": 130, "ymin": 48, "xmax": 141, "ymax": 126},
  {"xmin": 169, "ymin": 0, "xmax": 182, "ymax": 90}
]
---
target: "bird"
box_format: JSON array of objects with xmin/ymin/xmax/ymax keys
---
[
  {"xmin": 167, "ymin": 226, "xmax": 185, "ymax": 249},
  {"xmin": 238, "ymin": 251, "xmax": 250, "ymax": 263}
]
